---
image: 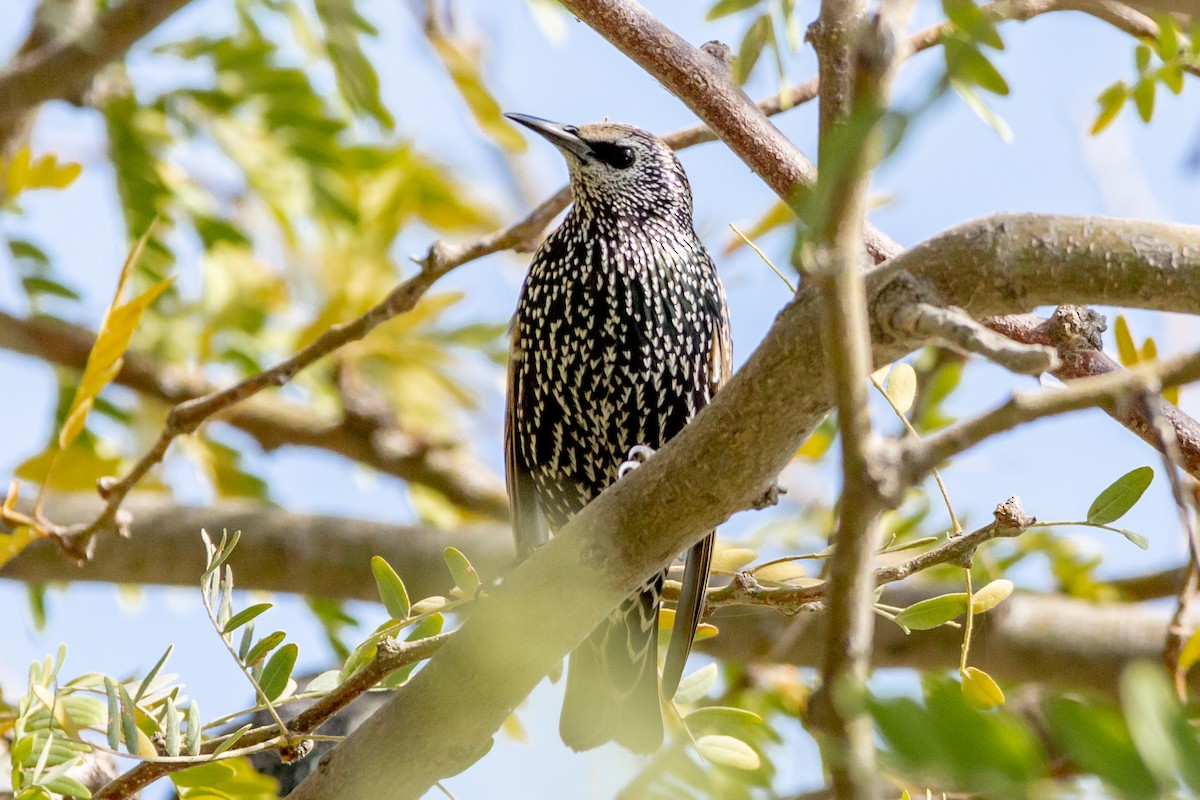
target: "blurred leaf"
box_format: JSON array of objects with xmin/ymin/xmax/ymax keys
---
[
  {"xmin": 314, "ymin": 0, "xmax": 393, "ymax": 128},
  {"xmin": 184, "ymin": 435, "xmax": 269, "ymax": 500},
  {"xmin": 1180, "ymin": 625, "xmax": 1200, "ymax": 675},
  {"xmin": 15, "ymin": 440, "xmax": 122, "ymax": 493},
  {"xmin": 1092, "ymin": 81, "xmax": 1129, "ymax": 135},
  {"xmin": 1136, "ymin": 42, "xmax": 1153, "ymax": 72},
  {"xmin": 1133, "ymin": 78, "xmax": 1156, "ymax": 122},
  {"xmin": 4, "ymin": 148, "xmax": 82, "ymax": 202},
  {"xmin": 724, "ymin": 201, "xmax": 795, "ymax": 255},
  {"xmin": 674, "ymin": 663, "xmax": 719, "ymax": 704},
  {"xmin": 1160, "ymin": 62, "xmax": 1185, "ymax": 94},
  {"xmin": 751, "ymin": 559, "xmax": 807, "ymax": 585},
  {"xmin": 961, "ymin": 666, "xmax": 1004, "ymax": 709},
  {"xmin": 1047, "ymin": 696, "xmax": 1158, "ymax": 799},
  {"xmin": 174, "ymin": 756, "xmax": 278, "ymax": 799},
  {"xmin": 734, "ymin": 15, "xmax": 772, "ymax": 85},
  {"xmin": 1087, "ymin": 467, "xmax": 1153, "ymax": 525},
  {"xmin": 796, "ymin": 415, "xmax": 836, "ymax": 460},
  {"xmin": 707, "ymin": 0, "xmax": 760, "ymax": 20},
  {"xmin": 711, "ymin": 547, "xmax": 758, "ymax": 572},
  {"xmin": 526, "ymin": 0, "xmax": 570, "ymax": 45},
  {"xmin": 1114, "ymin": 314, "xmax": 1139, "ymax": 366},
  {"xmin": 885, "ymin": 363, "xmax": 917, "ymax": 414},
  {"xmin": 59, "ymin": 228, "xmax": 170, "ymax": 452},
  {"xmin": 1118, "ymin": 528, "xmax": 1150, "ymax": 550},
  {"xmin": 944, "ymin": 37, "xmax": 1009, "ymax": 95},
  {"xmin": 894, "ymin": 593, "xmax": 969, "ymax": 630},
  {"xmin": 371, "ymin": 555, "xmax": 411, "ymax": 620},
  {"xmin": 950, "ymin": 79, "xmax": 1013, "ymax": 141},
  {"xmin": 942, "ymin": 0, "xmax": 1003, "ymax": 49},
  {"xmin": 427, "ymin": 32, "xmax": 526, "ymax": 152},
  {"xmin": 696, "ymin": 734, "xmax": 761, "ymax": 770},
  {"xmin": 1120, "ymin": 661, "xmax": 1200, "ymax": 790}
]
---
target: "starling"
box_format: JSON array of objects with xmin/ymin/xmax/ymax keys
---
[{"xmin": 504, "ymin": 113, "xmax": 732, "ymax": 753}]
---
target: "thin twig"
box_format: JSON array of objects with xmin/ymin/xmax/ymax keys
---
[
  {"xmin": 889, "ymin": 302, "xmax": 1059, "ymax": 375},
  {"xmin": 92, "ymin": 632, "xmax": 452, "ymax": 799}
]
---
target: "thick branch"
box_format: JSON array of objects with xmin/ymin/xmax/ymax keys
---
[
  {"xmin": 0, "ymin": 494, "xmax": 511, "ymax": 601},
  {"xmin": 0, "ymin": 0, "xmax": 195, "ymax": 126},
  {"xmin": 285, "ymin": 207, "xmax": 1200, "ymax": 797},
  {"xmin": 0, "ymin": 311, "xmax": 508, "ymax": 519}
]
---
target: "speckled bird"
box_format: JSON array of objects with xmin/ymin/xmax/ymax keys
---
[{"xmin": 504, "ymin": 113, "xmax": 732, "ymax": 753}]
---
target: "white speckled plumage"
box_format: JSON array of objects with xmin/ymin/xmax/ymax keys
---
[{"xmin": 504, "ymin": 116, "xmax": 731, "ymax": 753}]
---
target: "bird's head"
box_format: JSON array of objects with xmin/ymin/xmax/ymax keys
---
[{"xmin": 506, "ymin": 113, "xmax": 693, "ymax": 225}]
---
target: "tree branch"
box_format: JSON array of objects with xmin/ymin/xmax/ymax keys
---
[
  {"xmin": 285, "ymin": 208, "xmax": 1200, "ymax": 798},
  {"xmin": 892, "ymin": 302, "xmax": 1058, "ymax": 375},
  {"xmin": 985, "ymin": 308, "xmax": 1200, "ymax": 480},
  {"xmin": 0, "ymin": 311, "xmax": 508, "ymax": 519},
  {"xmin": 0, "ymin": 0, "xmax": 196, "ymax": 127}
]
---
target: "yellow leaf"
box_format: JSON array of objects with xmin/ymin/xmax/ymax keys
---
[
  {"xmin": 428, "ymin": 34, "xmax": 527, "ymax": 153},
  {"xmin": 58, "ymin": 225, "xmax": 169, "ymax": 453},
  {"xmin": 1114, "ymin": 315, "xmax": 1138, "ymax": 367},
  {"xmin": 694, "ymin": 622, "xmax": 719, "ymax": 641},
  {"xmin": 711, "ymin": 547, "xmax": 757, "ymax": 572},
  {"xmin": 501, "ymin": 712, "xmax": 528, "ymax": 743},
  {"xmin": 752, "ymin": 559, "xmax": 807, "ymax": 584},
  {"xmin": 961, "ymin": 666, "xmax": 1005, "ymax": 709},
  {"xmin": 971, "ymin": 578, "xmax": 1014, "ymax": 614},
  {"xmin": 1164, "ymin": 385, "xmax": 1180, "ymax": 406},
  {"xmin": 885, "ymin": 362, "xmax": 918, "ymax": 414},
  {"xmin": 0, "ymin": 526, "xmax": 38, "ymax": 570},
  {"xmin": 15, "ymin": 441, "xmax": 122, "ymax": 492},
  {"xmin": 5, "ymin": 146, "xmax": 31, "ymax": 197},
  {"xmin": 1179, "ymin": 625, "xmax": 1200, "ymax": 674},
  {"xmin": 1142, "ymin": 336, "xmax": 1158, "ymax": 362}
]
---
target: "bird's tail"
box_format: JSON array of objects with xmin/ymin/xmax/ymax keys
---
[{"xmin": 559, "ymin": 575, "xmax": 664, "ymax": 754}]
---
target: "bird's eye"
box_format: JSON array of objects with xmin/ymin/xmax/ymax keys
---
[
  {"xmin": 609, "ymin": 146, "xmax": 635, "ymax": 169},
  {"xmin": 589, "ymin": 141, "xmax": 636, "ymax": 169},
  {"xmin": 562, "ymin": 125, "xmax": 580, "ymax": 135}
]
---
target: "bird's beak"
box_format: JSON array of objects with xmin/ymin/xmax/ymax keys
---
[{"xmin": 505, "ymin": 113, "xmax": 592, "ymax": 159}]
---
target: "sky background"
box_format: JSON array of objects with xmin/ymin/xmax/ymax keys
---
[{"xmin": 2, "ymin": 0, "xmax": 1200, "ymax": 797}]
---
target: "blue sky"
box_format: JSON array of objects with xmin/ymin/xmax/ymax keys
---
[{"xmin": 2, "ymin": 1, "xmax": 1200, "ymax": 797}]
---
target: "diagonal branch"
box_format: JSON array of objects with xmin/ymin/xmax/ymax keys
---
[
  {"xmin": 284, "ymin": 210, "xmax": 1200, "ymax": 798},
  {"xmin": 0, "ymin": 0, "xmax": 196, "ymax": 127}
]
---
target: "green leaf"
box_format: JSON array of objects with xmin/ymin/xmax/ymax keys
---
[
  {"xmin": 1087, "ymin": 466, "xmax": 1153, "ymax": 525},
  {"xmin": 696, "ymin": 734, "xmax": 761, "ymax": 770},
  {"xmin": 944, "ymin": 37, "xmax": 1009, "ymax": 95},
  {"xmin": 673, "ymin": 663, "xmax": 719, "ymax": 704},
  {"xmin": 1158, "ymin": 19, "xmax": 1180, "ymax": 60},
  {"xmin": 734, "ymin": 15, "xmax": 772, "ymax": 85},
  {"xmin": 1091, "ymin": 81, "xmax": 1129, "ymax": 134},
  {"xmin": 1047, "ymin": 696, "xmax": 1158, "ymax": 799},
  {"xmin": 42, "ymin": 776, "xmax": 91, "ymax": 799},
  {"xmin": 164, "ymin": 696, "xmax": 181, "ymax": 757},
  {"xmin": 172, "ymin": 761, "xmax": 236, "ymax": 789},
  {"xmin": 135, "ymin": 643, "xmax": 173, "ymax": 702},
  {"xmin": 1133, "ymin": 78, "xmax": 1156, "ymax": 122},
  {"xmin": 186, "ymin": 701, "xmax": 201, "ymax": 756},
  {"xmin": 211, "ymin": 723, "xmax": 252, "ymax": 757},
  {"xmin": 1121, "ymin": 661, "xmax": 1200, "ymax": 790},
  {"xmin": 313, "ymin": 0, "xmax": 393, "ymax": 128},
  {"xmin": 259, "ymin": 643, "xmax": 298, "ymax": 702},
  {"xmin": 222, "ymin": 603, "xmax": 272, "ymax": 635},
  {"xmin": 244, "ymin": 631, "xmax": 286, "ymax": 666},
  {"xmin": 371, "ymin": 556, "xmax": 411, "ymax": 620},
  {"xmin": 1118, "ymin": 528, "xmax": 1150, "ymax": 550},
  {"xmin": 893, "ymin": 593, "xmax": 969, "ymax": 630},
  {"xmin": 706, "ymin": 0, "xmax": 760, "ymax": 20},
  {"xmin": 942, "ymin": 0, "xmax": 1003, "ymax": 49},
  {"xmin": 443, "ymin": 546, "xmax": 480, "ymax": 594},
  {"xmin": 104, "ymin": 677, "xmax": 120, "ymax": 751}
]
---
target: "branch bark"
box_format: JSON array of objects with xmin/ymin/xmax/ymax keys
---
[{"xmin": 0, "ymin": 0, "xmax": 196, "ymax": 127}]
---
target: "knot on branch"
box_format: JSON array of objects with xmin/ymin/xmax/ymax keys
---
[
  {"xmin": 1039, "ymin": 305, "xmax": 1106, "ymax": 352},
  {"xmin": 993, "ymin": 496, "xmax": 1033, "ymax": 533},
  {"xmin": 700, "ymin": 40, "xmax": 732, "ymax": 72},
  {"xmin": 280, "ymin": 738, "xmax": 314, "ymax": 764}
]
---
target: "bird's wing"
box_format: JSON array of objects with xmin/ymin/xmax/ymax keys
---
[
  {"xmin": 505, "ymin": 328, "xmax": 549, "ymax": 561},
  {"xmin": 661, "ymin": 273, "xmax": 732, "ymax": 700}
]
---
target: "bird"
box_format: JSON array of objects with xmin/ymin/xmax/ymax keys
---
[{"xmin": 503, "ymin": 112, "xmax": 732, "ymax": 753}]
